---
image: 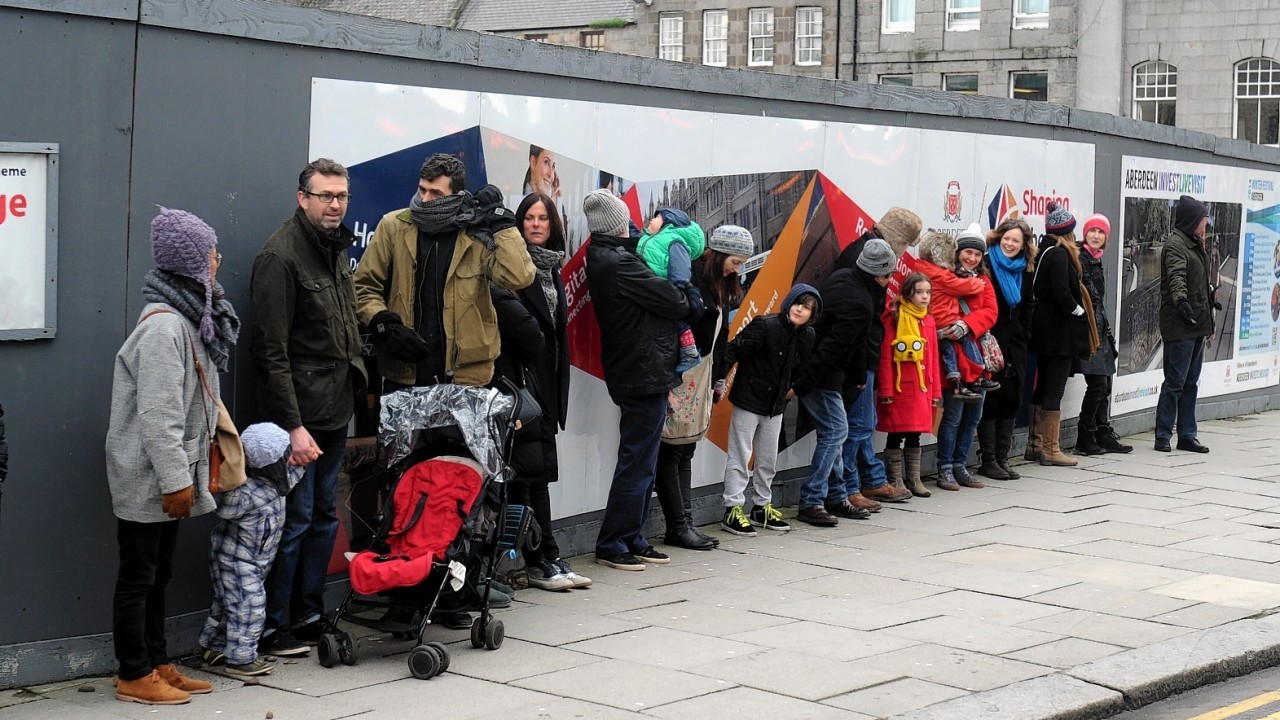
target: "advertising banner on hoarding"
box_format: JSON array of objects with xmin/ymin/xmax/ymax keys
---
[
  {"xmin": 0, "ymin": 147, "xmax": 55, "ymax": 337},
  {"xmin": 310, "ymin": 78, "xmax": 1095, "ymax": 518},
  {"xmin": 1113, "ymin": 155, "xmax": 1280, "ymax": 417}
]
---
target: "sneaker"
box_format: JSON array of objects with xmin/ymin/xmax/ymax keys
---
[
  {"xmin": 555, "ymin": 558, "xmax": 593, "ymax": 588},
  {"xmin": 953, "ymin": 466, "xmax": 985, "ymax": 488},
  {"xmin": 721, "ymin": 506, "xmax": 757, "ymax": 536},
  {"xmin": 527, "ymin": 558, "xmax": 575, "ymax": 591},
  {"xmin": 292, "ymin": 619, "xmax": 333, "ymax": 645},
  {"xmin": 200, "ymin": 648, "xmax": 226, "ymax": 667},
  {"xmin": 225, "ymin": 659, "xmax": 274, "ymax": 677},
  {"xmin": 634, "ymin": 546, "xmax": 671, "ymax": 564},
  {"xmin": 675, "ymin": 343, "xmax": 702, "ymax": 374},
  {"xmin": 596, "ymin": 551, "xmax": 646, "ymax": 571},
  {"xmin": 796, "ymin": 505, "xmax": 839, "ymax": 526},
  {"xmin": 955, "ymin": 386, "xmax": 985, "ymax": 403},
  {"xmin": 973, "ymin": 377, "xmax": 1001, "ymax": 391},
  {"xmin": 936, "ymin": 467, "xmax": 960, "ymax": 491},
  {"xmin": 257, "ymin": 629, "xmax": 309, "ymax": 657},
  {"xmin": 749, "ymin": 504, "xmax": 791, "ymax": 531},
  {"xmin": 824, "ymin": 500, "xmax": 871, "ymax": 520}
]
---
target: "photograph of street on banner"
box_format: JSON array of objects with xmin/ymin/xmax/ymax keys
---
[{"xmin": 1118, "ymin": 196, "xmax": 1242, "ymax": 374}]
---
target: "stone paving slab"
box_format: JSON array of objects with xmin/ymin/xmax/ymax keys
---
[
  {"xmin": 880, "ymin": 615, "xmax": 1064, "ymax": 655},
  {"xmin": 1025, "ymin": 582, "xmax": 1198, "ymax": 620},
  {"xmin": 1064, "ymin": 520, "xmax": 1205, "ymax": 546},
  {"xmin": 726, "ymin": 620, "xmax": 921, "ymax": 662},
  {"xmin": 896, "ymin": 673, "xmax": 1124, "ymax": 720},
  {"xmin": 859, "ymin": 642, "xmax": 1055, "ymax": 692},
  {"xmin": 511, "ymin": 658, "xmax": 732, "ymax": 711},
  {"xmin": 606, "ymin": 599, "xmax": 794, "ymax": 636},
  {"xmin": 1003, "ymin": 637, "xmax": 1128, "ymax": 669},
  {"xmin": 895, "ymin": 589, "xmax": 1069, "ymax": 626},
  {"xmin": 957, "ymin": 524, "xmax": 1096, "ymax": 550},
  {"xmin": 822, "ymin": 676, "xmax": 969, "ymax": 717},
  {"xmin": 1038, "ymin": 557, "xmax": 1201, "ymax": 591},
  {"xmin": 1149, "ymin": 573, "xmax": 1280, "ymax": 610},
  {"xmin": 560, "ymin": 625, "xmax": 765, "ymax": 669},
  {"xmin": 1061, "ymin": 538, "xmax": 1208, "ymax": 567},
  {"xmin": 1016, "ymin": 609, "xmax": 1193, "ymax": 648},
  {"xmin": 687, "ymin": 648, "xmax": 902, "ymax": 701},
  {"xmin": 649, "ymin": 685, "xmax": 874, "ymax": 720},
  {"xmin": 933, "ymin": 543, "xmax": 1085, "ymax": 572}
]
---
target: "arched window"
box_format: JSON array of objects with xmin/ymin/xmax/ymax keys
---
[
  {"xmin": 1132, "ymin": 61, "xmax": 1176, "ymax": 126},
  {"xmin": 1236, "ymin": 58, "xmax": 1280, "ymax": 146}
]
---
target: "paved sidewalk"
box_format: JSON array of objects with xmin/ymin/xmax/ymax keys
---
[{"xmin": 6, "ymin": 414, "xmax": 1280, "ymax": 719}]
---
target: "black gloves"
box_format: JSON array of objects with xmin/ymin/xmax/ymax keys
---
[
  {"xmin": 469, "ymin": 184, "xmax": 517, "ymax": 249},
  {"xmin": 370, "ymin": 310, "xmax": 431, "ymax": 363},
  {"xmin": 1177, "ymin": 300, "xmax": 1197, "ymax": 326}
]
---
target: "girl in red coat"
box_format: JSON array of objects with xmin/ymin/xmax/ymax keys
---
[{"xmin": 877, "ymin": 272, "xmax": 943, "ymax": 485}]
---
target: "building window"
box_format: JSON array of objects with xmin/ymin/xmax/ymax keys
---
[
  {"xmin": 659, "ymin": 13, "xmax": 684, "ymax": 62},
  {"xmin": 1010, "ymin": 72, "xmax": 1047, "ymax": 101},
  {"xmin": 795, "ymin": 7, "xmax": 822, "ymax": 66},
  {"xmin": 945, "ymin": 73, "xmax": 979, "ymax": 94},
  {"xmin": 748, "ymin": 8, "xmax": 774, "ymax": 67},
  {"xmin": 580, "ymin": 31, "xmax": 604, "ymax": 50},
  {"xmin": 946, "ymin": 0, "xmax": 980, "ymax": 31},
  {"xmin": 703, "ymin": 10, "xmax": 728, "ymax": 66},
  {"xmin": 1013, "ymin": 0, "xmax": 1048, "ymax": 28},
  {"xmin": 525, "ymin": 33, "xmax": 548, "ymax": 42},
  {"xmin": 883, "ymin": 0, "xmax": 915, "ymax": 33},
  {"xmin": 1133, "ymin": 61, "xmax": 1177, "ymax": 126},
  {"xmin": 1236, "ymin": 58, "xmax": 1280, "ymax": 146},
  {"xmin": 881, "ymin": 75, "xmax": 913, "ymax": 87}
]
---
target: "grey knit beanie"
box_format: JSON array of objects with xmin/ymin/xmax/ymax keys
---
[
  {"xmin": 150, "ymin": 206, "xmax": 218, "ymax": 342},
  {"xmin": 857, "ymin": 238, "xmax": 897, "ymax": 276},
  {"xmin": 240, "ymin": 422, "xmax": 291, "ymax": 469},
  {"xmin": 708, "ymin": 225, "xmax": 755, "ymax": 258},
  {"xmin": 583, "ymin": 189, "xmax": 631, "ymax": 237}
]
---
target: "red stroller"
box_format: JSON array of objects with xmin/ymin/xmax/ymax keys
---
[{"xmin": 318, "ymin": 383, "xmax": 534, "ymax": 679}]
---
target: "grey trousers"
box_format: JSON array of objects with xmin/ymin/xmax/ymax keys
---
[{"xmin": 722, "ymin": 407, "xmax": 783, "ymax": 508}]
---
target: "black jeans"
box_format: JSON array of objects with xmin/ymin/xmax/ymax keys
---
[
  {"xmin": 1079, "ymin": 374, "xmax": 1112, "ymax": 431},
  {"xmin": 113, "ymin": 518, "xmax": 179, "ymax": 681},
  {"xmin": 655, "ymin": 441, "xmax": 698, "ymax": 529},
  {"xmin": 1030, "ymin": 355, "xmax": 1073, "ymax": 411},
  {"xmin": 510, "ymin": 480, "xmax": 559, "ymax": 565},
  {"xmin": 596, "ymin": 392, "xmax": 667, "ymax": 557}
]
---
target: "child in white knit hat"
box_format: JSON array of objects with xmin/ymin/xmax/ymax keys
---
[{"xmin": 198, "ymin": 422, "xmax": 302, "ymax": 677}]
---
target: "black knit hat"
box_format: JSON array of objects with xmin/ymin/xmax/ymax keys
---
[{"xmin": 1044, "ymin": 201, "xmax": 1076, "ymax": 235}]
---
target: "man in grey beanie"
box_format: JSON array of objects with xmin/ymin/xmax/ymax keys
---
[
  {"xmin": 583, "ymin": 190, "xmax": 704, "ymax": 570},
  {"xmin": 793, "ymin": 237, "xmax": 907, "ymax": 527}
]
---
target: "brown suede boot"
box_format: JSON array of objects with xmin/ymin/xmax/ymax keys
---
[
  {"xmin": 1023, "ymin": 404, "xmax": 1041, "ymax": 461},
  {"xmin": 115, "ymin": 670, "xmax": 191, "ymax": 705},
  {"xmin": 903, "ymin": 446, "xmax": 930, "ymax": 497},
  {"xmin": 1037, "ymin": 410, "xmax": 1078, "ymax": 466},
  {"xmin": 156, "ymin": 663, "xmax": 213, "ymax": 695},
  {"xmin": 847, "ymin": 492, "xmax": 882, "ymax": 513},
  {"xmin": 883, "ymin": 447, "xmax": 905, "ymax": 495}
]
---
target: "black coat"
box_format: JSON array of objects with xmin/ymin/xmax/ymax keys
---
[
  {"xmin": 688, "ymin": 259, "xmax": 741, "ymax": 383},
  {"xmin": 982, "ymin": 258, "xmax": 1035, "ymax": 418},
  {"xmin": 585, "ymin": 232, "xmax": 701, "ymax": 398},
  {"xmin": 723, "ymin": 314, "xmax": 815, "ymax": 416},
  {"xmin": 794, "ymin": 252, "xmax": 881, "ymax": 395},
  {"xmin": 1029, "ymin": 242, "xmax": 1093, "ymax": 359},
  {"xmin": 1075, "ymin": 248, "xmax": 1117, "ymax": 376},
  {"xmin": 490, "ymin": 286, "xmax": 559, "ymax": 483}
]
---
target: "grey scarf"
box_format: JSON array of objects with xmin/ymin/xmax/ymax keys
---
[
  {"xmin": 409, "ymin": 192, "xmax": 476, "ymax": 235},
  {"xmin": 142, "ymin": 269, "xmax": 241, "ymax": 372},
  {"xmin": 526, "ymin": 243, "xmax": 563, "ymax": 318}
]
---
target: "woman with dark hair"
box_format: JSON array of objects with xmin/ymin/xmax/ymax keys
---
[
  {"xmin": 1027, "ymin": 202, "xmax": 1099, "ymax": 467},
  {"xmin": 654, "ymin": 225, "xmax": 751, "ymax": 550},
  {"xmin": 976, "ymin": 217, "xmax": 1037, "ymax": 479},
  {"xmin": 500, "ymin": 192, "xmax": 589, "ymax": 590}
]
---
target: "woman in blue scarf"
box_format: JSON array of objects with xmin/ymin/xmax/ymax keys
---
[{"xmin": 976, "ymin": 217, "xmax": 1037, "ymax": 479}]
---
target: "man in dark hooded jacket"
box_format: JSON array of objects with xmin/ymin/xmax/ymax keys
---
[
  {"xmin": 792, "ymin": 237, "xmax": 897, "ymax": 526},
  {"xmin": 1155, "ymin": 194, "xmax": 1215, "ymax": 453},
  {"xmin": 583, "ymin": 190, "xmax": 703, "ymax": 570}
]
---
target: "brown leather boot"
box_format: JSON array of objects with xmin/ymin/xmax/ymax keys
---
[
  {"xmin": 847, "ymin": 492, "xmax": 881, "ymax": 513},
  {"xmin": 883, "ymin": 447, "xmax": 909, "ymax": 494},
  {"xmin": 1023, "ymin": 404, "xmax": 1041, "ymax": 461},
  {"xmin": 1037, "ymin": 410, "xmax": 1078, "ymax": 466},
  {"xmin": 115, "ymin": 670, "xmax": 191, "ymax": 705},
  {"xmin": 903, "ymin": 446, "xmax": 930, "ymax": 497},
  {"xmin": 156, "ymin": 663, "xmax": 213, "ymax": 695},
  {"xmin": 863, "ymin": 482, "xmax": 911, "ymax": 503}
]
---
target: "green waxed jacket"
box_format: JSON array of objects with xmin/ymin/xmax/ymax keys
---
[{"xmin": 1159, "ymin": 228, "xmax": 1213, "ymax": 342}]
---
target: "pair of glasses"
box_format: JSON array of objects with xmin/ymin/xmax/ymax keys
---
[
  {"xmin": 304, "ymin": 191, "xmax": 353, "ymax": 205},
  {"xmin": 214, "ymin": 252, "xmax": 222, "ymax": 265}
]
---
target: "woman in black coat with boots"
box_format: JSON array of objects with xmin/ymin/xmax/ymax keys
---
[
  {"xmin": 1070, "ymin": 213, "xmax": 1132, "ymax": 455},
  {"xmin": 976, "ymin": 217, "xmax": 1036, "ymax": 480}
]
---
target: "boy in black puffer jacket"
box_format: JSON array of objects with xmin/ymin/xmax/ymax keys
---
[{"xmin": 716, "ymin": 284, "xmax": 820, "ymax": 536}]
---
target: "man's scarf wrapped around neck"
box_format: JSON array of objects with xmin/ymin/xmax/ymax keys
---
[{"xmin": 410, "ymin": 191, "xmax": 476, "ymax": 235}]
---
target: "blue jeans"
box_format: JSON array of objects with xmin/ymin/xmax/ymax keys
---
[
  {"xmin": 936, "ymin": 392, "xmax": 984, "ymax": 469},
  {"xmin": 800, "ymin": 389, "xmax": 849, "ymax": 508},
  {"xmin": 265, "ymin": 425, "xmax": 347, "ymax": 633},
  {"xmin": 1156, "ymin": 337, "xmax": 1205, "ymax": 441},
  {"xmin": 596, "ymin": 393, "xmax": 667, "ymax": 557},
  {"xmin": 839, "ymin": 370, "xmax": 888, "ymax": 494}
]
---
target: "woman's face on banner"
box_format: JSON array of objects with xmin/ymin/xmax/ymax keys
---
[
  {"xmin": 530, "ymin": 150, "xmax": 555, "ymax": 194},
  {"xmin": 999, "ymin": 228, "xmax": 1025, "ymax": 258},
  {"xmin": 522, "ymin": 200, "xmax": 552, "ymax": 247}
]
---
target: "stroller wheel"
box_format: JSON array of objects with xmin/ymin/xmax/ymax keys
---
[
  {"xmin": 317, "ymin": 634, "xmax": 340, "ymax": 668},
  {"xmin": 337, "ymin": 631, "xmax": 358, "ymax": 666},
  {"xmin": 469, "ymin": 617, "xmax": 485, "ymax": 649},
  {"xmin": 426, "ymin": 641, "xmax": 450, "ymax": 674},
  {"xmin": 408, "ymin": 644, "xmax": 441, "ymax": 679},
  {"xmin": 484, "ymin": 619, "xmax": 505, "ymax": 650}
]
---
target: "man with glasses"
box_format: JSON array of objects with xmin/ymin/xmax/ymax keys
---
[{"xmin": 249, "ymin": 158, "xmax": 367, "ymax": 657}]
